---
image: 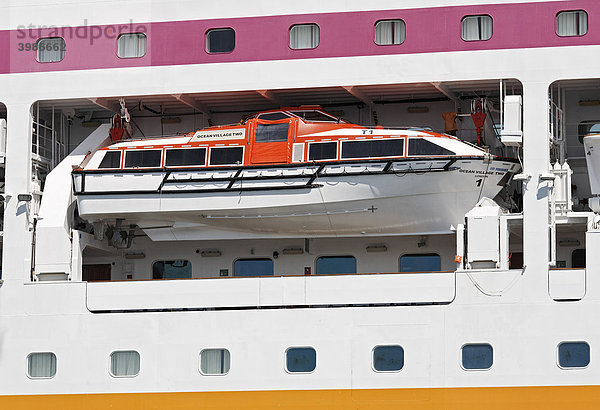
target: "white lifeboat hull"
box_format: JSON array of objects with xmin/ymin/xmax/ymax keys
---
[{"xmin": 74, "ymin": 157, "xmax": 519, "ymax": 240}]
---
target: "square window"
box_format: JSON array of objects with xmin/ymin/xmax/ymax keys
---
[
  {"xmin": 36, "ymin": 37, "xmax": 66, "ymax": 63},
  {"xmin": 400, "ymin": 253, "xmax": 441, "ymax": 272},
  {"xmin": 110, "ymin": 351, "xmax": 140, "ymax": 377},
  {"xmin": 152, "ymin": 260, "xmax": 192, "ymax": 279},
  {"xmin": 373, "ymin": 345, "xmax": 404, "ymax": 372},
  {"xmin": 461, "ymin": 15, "xmax": 493, "ymax": 41},
  {"xmin": 558, "ymin": 342, "xmax": 590, "ymax": 368},
  {"xmin": 557, "ymin": 10, "xmax": 588, "ymax": 37},
  {"xmin": 375, "ymin": 20, "xmax": 406, "ymax": 45},
  {"xmin": 290, "ymin": 24, "xmax": 319, "ymax": 50},
  {"xmin": 286, "ymin": 347, "xmax": 316, "ymax": 373},
  {"xmin": 118, "ymin": 33, "xmax": 147, "ymax": 58},
  {"xmin": 233, "ymin": 258, "xmax": 274, "ymax": 277},
  {"xmin": 206, "ymin": 28, "xmax": 235, "ymax": 53},
  {"xmin": 461, "ymin": 343, "xmax": 493, "ymax": 370},
  {"xmin": 27, "ymin": 352, "xmax": 57, "ymax": 378},
  {"xmin": 200, "ymin": 349, "xmax": 231, "ymax": 375}
]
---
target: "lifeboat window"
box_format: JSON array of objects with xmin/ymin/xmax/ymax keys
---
[
  {"xmin": 36, "ymin": 37, "xmax": 66, "ymax": 63},
  {"xmin": 110, "ymin": 351, "xmax": 140, "ymax": 377},
  {"xmin": 375, "ymin": 19, "xmax": 406, "ymax": 46},
  {"xmin": 233, "ymin": 258, "xmax": 274, "ymax": 277},
  {"xmin": 462, "ymin": 344, "xmax": 493, "ymax": 370},
  {"xmin": 206, "ymin": 28, "xmax": 235, "ymax": 53},
  {"xmin": 200, "ymin": 349, "xmax": 231, "ymax": 375},
  {"xmin": 286, "ymin": 347, "xmax": 316, "ymax": 373},
  {"xmin": 27, "ymin": 352, "xmax": 57, "ymax": 379},
  {"xmin": 124, "ymin": 149, "xmax": 162, "ymax": 168},
  {"xmin": 98, "ymin": 151, "xmax": 122, "ymax": 169},
  {"xmin": 152, "ymin": 260, "xmax": 192, "ymax": 279},
  {"xmin": 257, "ymin": 112, "xmax": 291, "ymax": 121},
  {"xmin": 572, "ymin": 248, "xmax": 586, "ymax": 268},
  {"xmin": 315, "ymin": 256, "xmax": 356, "ymax": 275},
  {"xmin": 400, "ymin": 253, "xmax": 441, "ymax": 272},
  {"xmin": 461, "ymin": 15, "xmax": 493, "ymax": 41},
  {"xmin": 556, "ymin": 10, "xmax": 588, "ymax": 37},
  {"xmin": 373, "ymin": 345, "xmax": 404, "ymax": 372},
  {"xmin": 209, "ymin": 147, "xmax": 243, "ymax": 165},
  {"xmin": 290, "ymin": 24, "xmax": 320, "ymax": 50},
  {"xmin": 165, "ymin": 148, "xmax": 206, "ymax": 167},
  {"xmin": 289, "ymin": 110, "xmax": 337, "ymax": 122},
  {"xmin": 117, "ymin": 33, "xmax": 147, "ymax": 59},
  {"xmin": 308, "ymin": 142, "xmax": 337, "ymax": 161},
  {"xmin": 408, "ymin": 139, "xmax": 454, "ymax": 156},
  {"xmin": 558, "ymin": 342, "xmax": 590, "ymax": 368},
  {"xmin": 341, "ymin": 139, "xmax": 404, "ymax": 159},
  {"xmin": 255, "ymin": 123, "xmax": 289, "ymax": 142}
]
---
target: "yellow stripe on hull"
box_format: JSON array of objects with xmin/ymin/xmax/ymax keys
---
[{"xmin": 1, "ymin": 386, "xmax": 599, "ymax": 409}]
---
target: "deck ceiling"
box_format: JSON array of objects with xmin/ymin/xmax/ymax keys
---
[{"xmin": 34, "ymin": 79, "xmax": 523, "ymax": 119}]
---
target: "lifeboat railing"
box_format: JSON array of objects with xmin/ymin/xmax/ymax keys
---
[{"xmin": 72, "ymin": 156, "xmax": 469, "ymax": 196}]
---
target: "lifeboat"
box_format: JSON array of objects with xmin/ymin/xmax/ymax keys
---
[{"xmin": 72, "ymin": 107, "xmax": 520, "ymax": 240}]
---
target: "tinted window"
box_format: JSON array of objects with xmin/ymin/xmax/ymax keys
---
[
  {"xmin": 255, "ymin": 123, "xmax": 289, "ymax": 142},
  {"xmin": 556, "ymin": 10, "xmax": 588, "ymax": 37},
  {"xmin": 124, "ymin": 150, "xmax": 162, "ymax": 168},
  {"xmin": 461, "ymin": 15, "xmax": 493, "ymax": 41},
  {"xmin": 558, "ymin": 342, "xmax": 590, "ymax": 368},
  {"xmin": 316, "ymin": 256, "xmax": 356, "ymax": 275},
  {"xmin": 165, "ymin": 148, "xmax": 206, "ymax": 167},
  {"xmin": 375, "ymin": 20, "xmax": 406, "ymax": 45},
  {"xmin": 110, "ymin": 351, "xmax": 140, "ymax": 377},
  {"xmin": 117, "ymin": 33, "xmax": 147, "ymax": 58},
  {"xmin": 36, "ymin": 37, "xmax": 66, "ymax": 63},
  {"xmin": 99, "ymin": 151, "xmax": 121, "ymax": 168},
  {"xmin": 200, "ymin": 349, "xmax": 231, "ymax": 375},
  {"xmin": 400, "ymin": 254, "xmax": 441, "ymax": 272},
  {"xmin": 286, "ymin": 347, "xmax": 316, "ymax": 373},
  {"xmin": 152, "ymin": 260, "xmax": 192, "ymax": 279},
  {"xmin": 206, "ymin": 28, "xmax": 235, "ymax": 53},
  {"xmin": 373, "ymin": 345, "xmax": 404, "ymax": 372},
  {"xmin": 27, "ymin": 352, "xmax": 57, "ymax": 378},
  {"xmin": 342, "ymin": 139, "xmax": 404, "ymax": 159},
  {"xmin": 290, "ymin": 24, "xmax": 319, "ymax": 49},
  {"xmin": 234, "ymin": 258, "xmax": 274, "ymax": 277},
  {"xmin": 257, "ymin": 112, "xmax": 291, "ymax": 121},
  {"xmin": 308, "ymin": 142, "xmax": 337, "ymax": 161},
  {"xmin": 462, "ymin": 344, "xmax": 493, "ymax": 370},
  {"xmin": 209, "ymin": 147, "xmax": 243, "ymax": 165},
  {"xmin": 408, "ymin": 139, "xmax": 454, "ymax": 156}
]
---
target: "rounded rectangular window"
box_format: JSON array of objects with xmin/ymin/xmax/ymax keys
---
[
  {"xmin": 27, "ymin": 352, "xmax": 57, "ymax": 378},
  {"xmin": 124, "ymin": 149, "xmax": 162, "ymax": 168},
  {"xmin": 315, "ymin": 256, "xmax": 356, "ymax": 275},
  {"xmin": 308, "ymin": 142, "xmax": 337, "ymax": 161},
  {"xmin": 373, "ymin": 345, "xmax": 404, "ymax": 372},
  {"xmin": 165, "ymin": 148, "xmax": 206, "ymax": 167},
  {"xmin": 461, "ymin": 343, "xmax": 493, "ymax": 370},
  {"xmin": 110, "ymin": 351, "xmax": 140, "ymax": 377},
  {"xmin": 341, "ymin": 139, "xmax": 404, "ymax": 159},
  {"xmin": 152, "ymin": 260, "xmax": 192, "ymax": 279},
  {"xmin": 206, "ymin": 28, "xmax": 235, "ymax": 53},
  {"xmin": 233, "ymin": 258, "xmax": 274, "ymax": 277},
  {"xmin": 375, "ymin": 20, "xmax": 406, "ymax": 45},
  {"xmin": 209, "ymin": 147, "xmax": 243, "ymax": 165},
  {"xmin": 36, "ymin": 37, "xmax": 66, "ymax": 63},
  {"xmin": 200, "ymin": 349, "xmax": 231, "ymax": 375},
  {"xmin": 255, "ymin": 123, "xmax": 290, "ymax": 142},
  {"xmin": 461, "ymin": 15, "xmax": 493, "ymax": 41},
  {"xmin": 117, "ymin": 33, "xmax": 147, "ymax": 58},
  {"xmin": 99, "ymin": 151, "xmax": 122, "ymax": 169},
  {"xmin": 290, "ymin": 24, "xmax": 319, "ymax": 49},
  {"xmin": 558, "ymin": 342, "xmax": 590, "ymax": 368},
  {"xmin": 556, "ymin": 10, "xmax": 588, "ymax": 37},
  {"xmin": 286, "ymin": 347, "xmax": 316, "ymax": 373},
  {"xmin": 400, "ymin": 253, "xmax": 441, "ymax": 273}
]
